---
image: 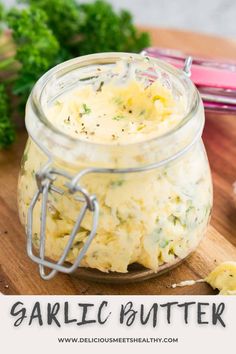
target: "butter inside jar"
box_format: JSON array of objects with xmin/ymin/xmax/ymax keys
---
[
  {"xmin": 47, "ymin": 77, "xmax": 186, "ymax": 144},
  {"xmin": 18, "ymin": 54, "xmax": 213, "ymax": 275}
]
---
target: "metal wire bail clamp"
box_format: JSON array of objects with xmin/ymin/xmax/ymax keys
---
[
  {"xmin": 26, "ymin": 162, "xmax": 99, "ymax": 280},
  {"xmin": 183, "ymin": 56, "xmax": 192, "ymax": 77}
]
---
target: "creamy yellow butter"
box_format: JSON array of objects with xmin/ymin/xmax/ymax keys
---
[
  {"xmin": 18, "ymin": 61, "xmax": 212, "ymax": 274},
  {"xmin": 206, "ymin": 262, "xmax": 236, "ymax": 295},
  {"xmin": 171, "ymin": 261, "xmax": 236, "ymax": 295},
  {"xmin": 47, "ymin": 79, "xmax": 186, "ymax": 144}
]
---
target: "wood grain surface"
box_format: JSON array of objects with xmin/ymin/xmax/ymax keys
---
[{"xmin": 0, "ymin": 28, "xmax": 236, "ymax": 295}]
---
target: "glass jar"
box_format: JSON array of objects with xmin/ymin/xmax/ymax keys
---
[{"xmin": 18, "ymin": 53, "xmax": 213, "ymax": 282}]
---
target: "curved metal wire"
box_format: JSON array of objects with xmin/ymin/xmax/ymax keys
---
[{"xmin": 27, "ymin": 169, "xmax": 99, "ymax": 280}]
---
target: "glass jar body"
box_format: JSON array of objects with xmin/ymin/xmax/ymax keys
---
[
  {"xmin": 17, "ymin": 52, "xmax": 213, "ymax": 282},
  {"xmin": 18, "ymin": 136, "xmax": 212, "ymax": 281}
]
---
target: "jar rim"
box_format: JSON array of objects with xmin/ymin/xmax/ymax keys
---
[
  {"xmin": 28, "ymin": 52, "xmax": 200, "ymax": 148},
  {"xmin": 25, "ymin": 52, "xmax": 204, "ymax": 169}
]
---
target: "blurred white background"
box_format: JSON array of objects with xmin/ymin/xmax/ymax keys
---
[{"xmin": 2, "ymin": 0, "xmax": 236, "ymax": 39}]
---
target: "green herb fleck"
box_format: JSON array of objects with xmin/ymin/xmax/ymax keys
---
[
  {"xmin": 82, "ymin": 103, "xmax": 91, "ymax": 115},
  {"xmin": 113, "ymin": 97, "xmax": 123, "ymax": 106},
  {"xmin": 168, "ymin": 214, "xmax": 181, "ymax": 226},
  {"xmin": 112, "ymin": 115, "xmax": 125, "ymax": 121},
  {"xmin": 64, "ymin": 115, "xmax": 71, "ymax": 124},
  {"xmin": 96, "ymin": 81, "xmax": 104, "ymax": 92},
  {"xmin": 21, "ymin": 152, "xmax": 28, "ymax": 165},
  {"xmin": 150, "ymin": 227, "xmax": 162, "ymax": 243},
  {"xmin": 110, "ymin": 179, "xmax": 124, "ymax": 187},
  {"xmin": 137, "ymin": 124, "xmax": 146, "ymax": 131},
  {"xmin": 159, "ymin": 239, "xmax": 169, "ymax": 248},
  {"xmin": 139, "ymin": 109, "xmax": 145, "ymax": 116}
]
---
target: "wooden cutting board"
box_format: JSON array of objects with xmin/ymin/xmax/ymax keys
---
[{"xmin": 0, "ymin": 28, "xmax": 236, "ymax": 295}]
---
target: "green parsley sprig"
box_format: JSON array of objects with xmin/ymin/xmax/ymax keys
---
[{"xmin": 0, "ymin": 83, "xmax": 15, "ymax": 149}]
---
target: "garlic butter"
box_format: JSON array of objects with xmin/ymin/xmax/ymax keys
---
[
  {"xmin": 171, "ymin": 262, "xmax": 236, "ymax": 295},
  {"xmin": 47, "ymin": 78, "xmax": 186, "ymax": 144},
  {"xmin": 18, "ymin": 53, "xmax": 213, "ymax": 280}
]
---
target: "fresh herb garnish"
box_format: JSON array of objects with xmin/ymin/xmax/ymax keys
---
[
  {"xmin": 76, "ymin": 0, "xmax": 150, "ymax": 55},
  {"xmin": 0, "ymin": 84, "xmax": 15, "ymax": 149}
]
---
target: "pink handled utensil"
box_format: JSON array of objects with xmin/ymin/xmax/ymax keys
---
[{"xmin": 142, "ymin": 47, "xmax": 236, "ymax": 113}]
